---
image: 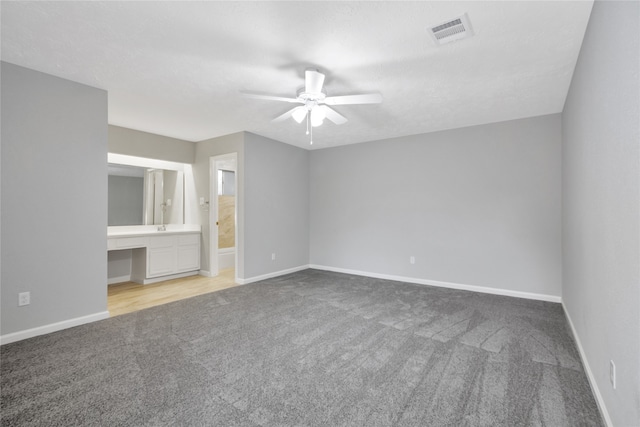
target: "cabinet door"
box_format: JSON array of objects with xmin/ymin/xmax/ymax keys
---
[
  {"xmin": 148, "ymin": 246, "xmax": 176, "ymax": 277},
  {"xmin": 177, "ymin": 245, "xmax": 200, "ymax": 272}
]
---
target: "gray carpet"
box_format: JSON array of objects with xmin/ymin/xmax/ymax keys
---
[{"xmin": 1, "ymin": 269, "xmax": 602, "ymax": 426}]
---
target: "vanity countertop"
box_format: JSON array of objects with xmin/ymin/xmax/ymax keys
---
[{"xmin": 107, "ymin": 225, "xmax": 201, "ymax": 238}]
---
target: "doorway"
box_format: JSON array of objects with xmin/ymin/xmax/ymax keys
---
[{"xmin": 209, "ymin": 153, "xmax": 238, "ymax": 280}]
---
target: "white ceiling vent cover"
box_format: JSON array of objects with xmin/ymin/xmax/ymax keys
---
[{"xmin": 428, "ymin": 13, "xmax": 474, "ymax": 45}]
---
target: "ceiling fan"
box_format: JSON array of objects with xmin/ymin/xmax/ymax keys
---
[{"xmin": 242, "ymin": 68, "xmax": 382, "ymax": 144}]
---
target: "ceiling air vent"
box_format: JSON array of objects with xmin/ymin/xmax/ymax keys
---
[{"xmin": 428, "ymin": 13, "xmax": 474, "ymax": 45}]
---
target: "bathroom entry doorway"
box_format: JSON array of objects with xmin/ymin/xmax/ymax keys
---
[{"xmin": 209, "ymin": 153, "xmax": 238, "ymax": 280}]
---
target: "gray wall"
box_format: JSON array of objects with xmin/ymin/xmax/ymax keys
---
[
  {"xmin": 1, "ymin": 62, "xmax": 108, "ymax": 335},
  {"xmin": 108, "ymin": 175, "xmax": 144, "ymax": 226},
  {"xmin": 310, "ymin": 115, "xmax": 562, "ymax": 297},
  {"xmin": 107, "ymin": 250, "xmax": 133, "ymax": 281},
  {"xmin": 109, "ymin": 125, "xmax": 195, "ymax": 163},
  {"xmin": 194, "ymin": 132, "xmax": 245, "ymax": 276},
  {"xmin": 244, "ymin": 133, "xmax": 309, "ymax": 279},
  {"xmin": 561, "ymin": 1, "xmax": 640, "ymax": 424}
]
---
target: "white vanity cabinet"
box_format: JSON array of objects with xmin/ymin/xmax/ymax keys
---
[
  {"xmin": 147, "ymin": 235, "xmax": 177, "ymax": 278},
  {"xmin": 176, "ymin": 234, "xmax": 200, "ymax": 272},
  {"xmin": 108, "ymin": 228, "xmax": 201, "ymax": 284}
]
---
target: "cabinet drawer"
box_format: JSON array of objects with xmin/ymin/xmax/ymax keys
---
[
  {"xmin": 178, "ymin": 234, "xmax": 199, "ymax": 246},
  {"xmin": 148, "ymin": 235, "xmax": 175, "ymax": 248},
  {"xmin": 110, "ymin": 236, "xmax": 147, "ymax": 250}
]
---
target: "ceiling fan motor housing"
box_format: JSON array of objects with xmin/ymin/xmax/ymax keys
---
[{"xmin": 297, "ymin": 88, "xmax": 326, "ymax": 103}]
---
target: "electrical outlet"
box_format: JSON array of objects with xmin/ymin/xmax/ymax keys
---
[
  {"xmin": 271, "ymin": 253, "xmax": 276, "ymax": 261},
  {"xmin": 18, "ymin": 292, "xmax": 30, "ymax": 306},
  {"xmin": 610, "ymin": 360, "xmax": 616, "ymax": 389},
  {"xmin": 410, "ymin": 256, "xmax": 415, "ymax": 264}
]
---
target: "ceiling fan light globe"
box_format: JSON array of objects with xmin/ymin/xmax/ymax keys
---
[
  {"xmin": 313, "ymin": 106, "xmax": 327, "ymax": 121},
  {"xmin": 310, "ymin": 106, "xmax": 326, "ymax": 127},
  {"xmin": 291, "ymin": 107, "xmax": 307, "ymax": 123}
]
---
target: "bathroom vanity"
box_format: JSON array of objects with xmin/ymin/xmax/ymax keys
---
[{"xmin": 108, "ymin": 225, "xmax": 201, "ymax": 284}]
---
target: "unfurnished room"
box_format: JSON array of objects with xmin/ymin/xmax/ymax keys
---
[{"xmin": 1, "ymin": 1, "xmax": 638, "ymax": 426}]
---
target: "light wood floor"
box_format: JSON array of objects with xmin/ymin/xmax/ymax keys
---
[{"xmin": 108, "ymin": 269, "xmax": 238, "ymax": 317}]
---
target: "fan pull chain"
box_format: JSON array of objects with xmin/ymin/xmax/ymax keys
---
[{"xmin": 306, "ymin": 112, "xmax": 313, "ymax": 144}]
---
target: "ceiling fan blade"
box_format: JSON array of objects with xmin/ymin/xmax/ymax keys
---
[
  {"xmin": 240, "ymin": 92, "xmax": 300, "ymax": 103},
  {"xmin": 324, "ymin": 93, "xmax": 382, "ymax": 105},
  {"xmin": 322, "ymin": 105, "xmax": 348, "ymax": 125},
  {"xmin": 305, "ymin": 69, "xmax": 325, "ymax": 94},
  {"xmin": 272, "ymin": 107, "xmax": 298, "ymax": 123}
]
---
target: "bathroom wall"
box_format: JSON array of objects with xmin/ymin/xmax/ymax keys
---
[
  {"xmin": 1, "ymin": 62, "xmax": 108, "ymax": 340},
  {"xmin": 108, "ymin": 125, "xmax": 195, "ymax": 163}
]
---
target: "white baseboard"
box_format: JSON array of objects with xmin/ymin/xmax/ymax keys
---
[
  {"xmin": 219, "ymin": 249, "xmax": 235, "ymax": 270},
  {"xmin": 0, "ymin": 311, "xmax": 111, "ymax": 346},
  {"xmin": 199, "ymin": 270, "xmax": 212, "ymax": 277},
  {"xmin": 562, "ymin": 303, "xmax": 612, "ymax": 427},
  {"xmin": 107, "ymin": 275, "xmax": 131, "ymax": 285},
  {"xmin": 309, "ymin": 264, "xmax": 561, "ymax": 303},
  {"xmin": 237, "ymin": 264, "xmax": 310, "ymax": 285}
]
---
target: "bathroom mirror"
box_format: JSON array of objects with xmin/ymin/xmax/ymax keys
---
[{"xmin": 108, "ymin": 163, "xmax": 184, "ymax": 226}]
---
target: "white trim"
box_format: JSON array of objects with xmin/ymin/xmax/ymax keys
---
[
  {"xmin": 563, "ymin": 303, "xmax": 612, "ymax": 427},
  {"xmin": 237, "ymin": 265, "xmax": 310, "ymax": 285},
  {"xmin": 107, "ymin": 275, "xmax": 131, "ymax": 285},
  {"xmin": 0, "ymin": 311, "xmax": 111, "ymax": 346},
  {"xmin": 219, "ymin": 247, "xmax": 235, "ymax": 270},
  {"xmin": 199, "ymin": 269, "xmax": 212, "ymax": 277},
  {"xmin": 138, "ymin": 271, "xmax": 198, "ymax": 285},
  {"xmin": 209, "ymin": 156, "xmax": 218, "ymax": 277},
  {"xmin": 309, "ymin": 264, "xmax": 561, "ymax": 303},
  {"xmin": 209, "ymin": 153, "xmax": 239, "ymax": 283}
]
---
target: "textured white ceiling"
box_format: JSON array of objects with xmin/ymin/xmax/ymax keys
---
[{"xmin": 1, "ymin": 1, "xmax": 593, "ymax": 150}]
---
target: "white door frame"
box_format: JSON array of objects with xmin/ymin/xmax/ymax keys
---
[{"xmin": 209, "ymin": 153, "xmax": 238, "ymax": 281}]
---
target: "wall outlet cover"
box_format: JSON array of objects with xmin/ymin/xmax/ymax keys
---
[
  {"xmin": 610, "ymin": 360, "xmax": 616, "ymax": 389},
  {"xmin": 18, "ymin": 291, "xmax": 30, "ymax": 306}
]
